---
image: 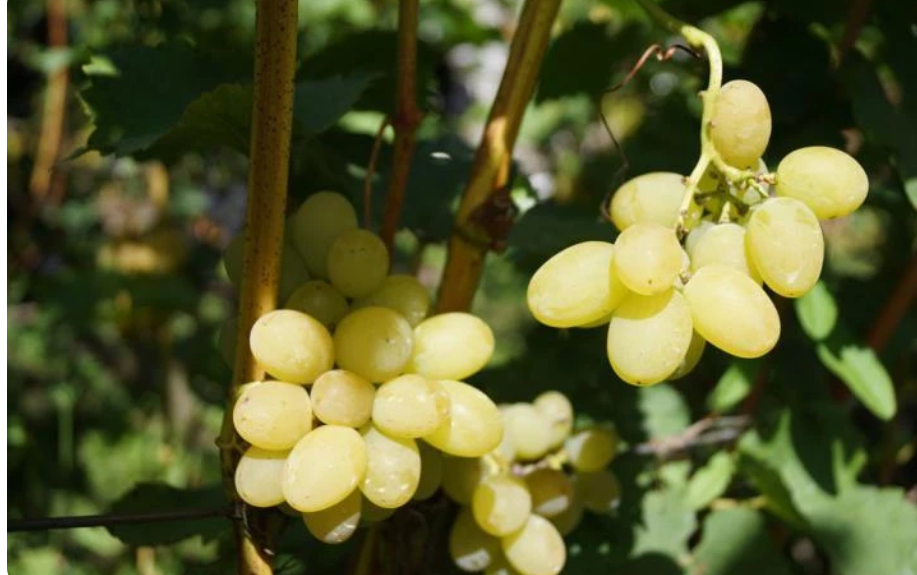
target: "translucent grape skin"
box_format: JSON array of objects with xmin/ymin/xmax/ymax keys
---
[
  {"xmin": 333, "ymin": 307, "xmax": 413, "ymax": 383},
  {"xmin": 609, "ymin": 172, "xmax": 686, "ymax": 231},
  {"xmin": 668, "ymin": 330, "xmax": 706, "ymax": 380},
  {"xmin": 283, "ymin": 425, "xmax": 367, "ymax": 513},
  {"xmin": 526, "ymin": 241, "xmax": 628, "ymax": 328},
  {"xmin": 503, "ymin": 404, "xmax": 554, "ymax": 461},
  {"xmin": 533, "ymin": 391, "xmax": 573, "ymax": 449},
  {"xmin": 413, "ymin": 441, "xmax": 444, "ymax": 501},
  {"xmin": 233, "ymin": 381, "xmax": 312, "ymax": 450},
  {"xmin": 710, "ymin": 79, "xmax": 772, "ymax": 169},
  {"xmin": 442, "ymin": 455, "xmax": 489, "ymax": 505},
  {"xmin": 576, "ymin": 469, "xmax": 621, "ymax": 514},
  {"xmin": 372, "ymin": 374, "xmax": 450, "ymax": 438},
  {"xmin": 613, "ymin": 223, "xmax": 683, "ymax": 296},
  {"xmin": 776, "ymin": 146, "xmax": 869, "ymax": 219},
  {"xmin": 302, "ymin": 489, "xmax": 361, "ymax": 544},
  {"xmin": 525, "ymin": 468, "xmax": 574, "ymax": 518},
  {"xmin": 327, "ymin": 229, "xmax": 390, "ymax": 298},
  {"xmin": 501, "ymin": 514, "xmax": 567, "ymax": 575},
  {"xmin": 353, "ymin": 274, "xmax": 431, "ymax": 327},
  {"xmin": 689, "ymin": 222, "xmax": 762, "ymax": 284},
  {"xmin": 745, "ymin": 197, "xmax": 824, "ymax": 298},
  {"xmin": 310, "ymin": 370, "xmax": 375, "ymax": 428},
  {"xmin": 235, "ymin": 446, "xmax": 288, "ymax": 508},
  {"xmin": 423, "ymin": 380, "xmax": 503, "ymax": 458},
  {"xmin": 450, "ymin": 507, "xmax": 500, "ymax": 572},
  {"xmin": 360, "ymin": 424, "xmax": 421, "ymax": 509},
  {"xmin": 249, "ymin": 310, "xmax": 334, "ymax": 384},
  {"xmin": 408, "ymin": 313, "xmax": 495, "ymax": 380},
  {"xmin": 284, "ymin": 281, "xmax": 350, "ymax": 330},
  {"xmin": 472, "ymin": 474, "xmax": 533, "ymax": 536},
  {"xmin": 606, "ymin": 290, "xmax": 694, "ymax": 386},
  {"xmin": 288, "ymin": 191, "xmax": 359, "ymax": 278},
  {"xmin": 565, "ymin": 428, "xmax": 619, "ymax": 472},
  {"xmin": 683, "ymin": 265, "xmax": 780, "ymax": 358}
]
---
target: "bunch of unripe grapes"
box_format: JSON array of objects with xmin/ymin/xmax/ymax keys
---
[
  {"xmin": 527, "ymin": 79, "xmax": 870, "ymax": 386},
  {"xmin": 222, "ymin": 192, "xmax": 503, "ymax": 543},
  {"xmin": 446, "ymin": 391, "xmax": 621, "ymax": 575}
]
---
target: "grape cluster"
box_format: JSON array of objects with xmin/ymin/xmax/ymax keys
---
[
  {"xmin": 527, "ymin": 79, "xmax": 869, "ymax": 386},
  {"xmin": 222, "ymin": 193, "xmax": 504, "ymax": 544},
  {"xmin": 446, "ymin": 391, "xmax": 621, "ymax": 575}
]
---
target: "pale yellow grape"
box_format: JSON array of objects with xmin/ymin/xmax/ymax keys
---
[
  {"xmin": 408, "ymin": 313, "xmax": 495, "ymax": 380},
  {"xmin": 233, "ymin": 381, "xmax": 312, "ymax": 450},
  {"xmin": 613, "ymin": 223, "xmax": 683, "ymax": 295},
  {"xmin": 533, "ymin": 391, "xmax": 573, "ymax": 449},
  {"xmin": 302, "ymin": 489, "xmax": 361, "ymax": 544},
  {"xmin": 327, "ymin": 229, "xmax": 389, "ymax": 298},
  {"xmin": 565, "ymin": 428, "xmax": 619, "ymax": 472},
  {"xmin": 689, "ymin": 223, "xmax": 762, "ymax": 283},
  {"xmin": 550, "ymin": 495, "xmax": 584, "ymax": 536},
  {"xmin": 525, "ymin": 469, "xmax": 574, "ymax": 518},
  {"xmin": 685, "ymin": 220, "xmax": 715, "ymax": 255},
  {"xmin": 493, "ymin": 427, "xmax": 517, "ymax": 464},
  {"xmin": 576, "ymin": 469, "xmax": 621, "ymax": 514},
  {"xmin": 450, "ymin": 507, "xmax": 500, "ymax": 572},
  {"xmin": 609, "ymin": 172, "xmax": 686, "ymax": 231},
  {"xmin": 334, "ymin": 307, "xmax": 413, "ymax": 383},
  {"xmin": 710, "ymin": 80, "xmax": 772, "ymax": 169},
  {"xmin": 218, "ymin": 316, "xmax": 238, "ymax": 367},
  {"xmin": 684, "ymin": 265, "xmax": 780, "ymax": 358},
  {"xmin": 577, "ymin": 313, "xmax": 612, "ymax": 329},
  {"xmin": 501, "ymin": 514, "xmax": 566, "ymax": 575},
  {"xmin": 503, "ymin": 404, "xmax": 554, "ymax": 461},
  {"xmin": 413, "ymin": 441, "xmax": 444, "ymax": 500},
  {"xmin": 606, "ymin": 290, "xmax": 693, "ymax": 386},
  {"xmin": 442, "ymin": 455, "xmax": 488, "ymax": 504},
  {"xmin": 372, "ymin": 374, "xmax": 450, "ymax": 438},
  {"xmin": 360, "ymin": 424, "xmax": 421, "ymax": 508},
  {"xmin": 283, "ymin": 425, "xmax": 367, "ymax": 512},
  {"xmin": 668, "ymin": 331, "xmax": 706, "ymax": 380},
  {"xmin": 472, "ymin": 474, "xmax": 533, "ymax": 536},
  {"xmin": 360, "ymin": 496, "xmax": 396, "ymax": 524},
  {"xmin": 423, "ymin": 380, "xmax": 503, "ymax": 457},
  {"xmin": 745, "ymin": 197, "xmax": 825, "ymax": 297},
  {"xmin": 354, "ymin": 274, "xmax": 431, "ymax": 327},
  {"xmin": 526, "ymin": 242, "xmax": 628, "ymax": 328},
  {"xmin": 285, "ymin": 281, "xmax": 349, "ymax": 330},
  {"xmin": 776, "ymin": 146, "xmax": 869, "ymax": 219},
  {"xmin": 222, "ymin": 226, "xmax": 312, "ymax": 302},
  {"xmin": 310, "ymin": 370, "xmax": 375, "ymax": 427},
  {"xmin": 235, "ymin": 446, "xmax": 288, "ymax": 507},
  {"xmin": 288, "ymin": 191, "xmax": 358, "ymax": 278},
  {"xmin": 250, "ymin": 310, "xmax": 334, "ymax": 384},
  {"xmin": 485, "ymin": 557, "xmax": 523, "ymax": 575}
]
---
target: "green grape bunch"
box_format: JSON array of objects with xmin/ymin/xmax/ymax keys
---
[{"xmin": 527, "ymin": 76, "xmax": 869, "ymax": 387}]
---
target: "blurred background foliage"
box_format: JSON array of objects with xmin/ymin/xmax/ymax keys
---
[{"xmin": 7, "ymin": 0, "xmax": 917, "ymax": 573}]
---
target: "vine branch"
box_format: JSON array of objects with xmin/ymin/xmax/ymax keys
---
[
  {"xmin": 217, "ymin": 2, "xmax": 298, "ymax": 573},
  {"xmin": 633, "ymin": 415, "xmax": 751, "ymax": 458},
  {"xmin": 8, "ymin": 507, "xmax": 234, "ymax": 533},
  {"xmin": 436, "ymin": 0, "xmax": 562, "ymax": 312}
]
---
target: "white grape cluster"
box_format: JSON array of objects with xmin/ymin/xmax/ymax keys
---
[
  {"xmin": 527, "ymin": 79, "xmax": 869, "ymax": 386},
  {"xmin": 446, "ymin": 391, "xmax": 621, "ymax": 575},
  {"xmin": 222, "ymin": 193, "xmax": 503, "ymax": 543}
]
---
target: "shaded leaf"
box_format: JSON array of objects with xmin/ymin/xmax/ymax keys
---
[
  {"xmin": 685, "ymin": 452, "xmax": 735, "ymax": 510},
  {"xmin": 508, "ymin": 202, "xmax": 614, "ymax": 258},
  {"xmin": 691, "ymin": 508, "xmax": 793, "ymax": 575},
  {"xmin": 816, "ymin": 342, "xmax": 896, "ymax": 420},
  {"xmin": 637, "ymin": 384, "xmax": 691, "ymax": 440},
  {"xmin": 106, "ymin": 482, "xmax": 227, "ymax": 546},
  {"xmin": 794, "ymin": 281, "xmax": 838, "ymax": 341},
  {"xmin": 707, "ymin": 361, "xmax": 758, "ymax": 413},
  {"xmin": 293, "ymin": 72, "xmax": 381, "ymax": 134},
  {"xmin": 632, "ymin": 487, "xmax": 697, "ymax": 559}
]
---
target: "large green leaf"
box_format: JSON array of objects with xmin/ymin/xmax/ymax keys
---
[
  {"xmin": 632, "ymin": 486, "xmax": 697, "ymax": 559},
  {"xmin": 106, "ymin": 482, "xmax": 227, "ymax": 546},
  {"xmin": 794, "ymin": 281, "xmax": 838, "ymax": 341},
  {"xmin": 691, "ymin": 508, "xmax": 793, "ymax": 575},
  {"xmin": 816, "ymin": 342, "xmax": 897, "ymax": 421},
  {"xmin": 685, "ymin": 452, "xmax": 735, "ymax": 510}
]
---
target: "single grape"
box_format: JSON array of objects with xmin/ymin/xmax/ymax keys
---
[
  {"xmin": 442, "ymin": 455, "xmax": 489, "ymax": 505},
  {"xmin": 360, "ymin": 496, "xmax": 396, "ymax": 524},
  {"xmin": 353, "ymin": 274, "xmax": 431, "ymax": 327},
  {"xmin": 668, "ymin": 330, "xmax": 706, "ymax": 380},
  {"xmin": 549, "ymin": 495, "xmax": 584, "ymax": 536},
  {"xmin": 407, "ymin": 313, "xmax": 495, "ymax": 380},
  {"xmin": 235, "ymin": 446, "xmax": 288, "ymax": 508},
  {"xmin": 776, "ymin": 146, "xmax": 868, "ymax": 219},
  {"xmin": 284, "ymin": 281, "xmax": 350, "ymax": 330},
  {"xmin": 283, "ymin": 425, "xmax": 367, "ymax": 513},
  {"xmin": 310, "ymin": 370, "xmax": 375, "ymax": 428},
  {"xmin": 525, "ymin": 468, "xmax": 574, "ymax": 518},
  {"xmin": 302, "ymin": 489, "xmax": 361, "ymax": 544},
  {"xmin": 501, "ymin": 514, "xmax": 566, "ymax": 575},
  {"xmin": 745, "ymin": 197, "xmax": 824, "ymax": 298},
  {"xmin": 327, "ymin": 229, "xmax": 389, "ymax": 298},
  {"xmin": 609, "ymin": 172, "xmax": 686, "ymax": 231},
  {"xmin": 533, "ymin": 391, "xmax": 573, "ymax": 449},
  {"xmin": 472, "ymin": 474, "xmax": 533, "ymax": 536},
  {"xmin": 613, "ymin": 223, "xmax": 683, "ymax": 295},
  {"xmin": 423, "ymin": 380, "xmax": 503, "ymax": 457},
  {"xmin": 372, "ymin": 374, "xmax": 450, "ymax": 438},
  {"xmin": 450, "ymin": 507, "xmax": 501, "ymax": 572},
  {"xmin": 413, "ymin": 441, "xmax": 444, "ymax": 501},
  {"xmin": 360, "ymin": 424, "xmax": 421, "ymax": 509},
  {"xmin": 526, "ymin": 241, "xmax": 628, "ymax": 328},
  {"xmin": 233, "ymin": 381, "xmax": 312, "ymax": 450},
  {"xmin": 683, "ymin": 265, "xmax": 780, "ymax": 358},
  {"xmin": 565, "ymin": 428, "xmax": 619, "ymax": 472},
  {"xmin": 606, "ymin": 290, "xmax": 694, "ymax": 386},
  {"xmin": 689, "ymin": 222, "xmax": 762, "ymax": 283},
  {"xmin": 333, "ymin": 307, "xmax": 413, "ymax": 383},
  {"xmin": 684, "ymin": 220, "xmax": 715, "ymax": 255},
  {"xmin": 575, "ymin": 469, "xmax": 621, "ymax": 514},
  {"xmin": 503, "ymin": 403, "xmax": 554, "ymax": 461},
  {"xmin": 288, "ymin": 191, "xmax": 359, "ymax": 278},
  {"xmin": 249, "ymin": 310, "xmax": 334, "ymax": 384},
  {"xmin": 710, "ymin": 79, "xmax": 772, "ymax": 169}
]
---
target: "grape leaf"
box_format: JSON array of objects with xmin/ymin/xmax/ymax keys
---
[
  {"xmin": 794, "ymin": 281, "xmax": 838, "ymax": 341},
  {"xmin": 691, "ymin": 508, "xmax": 793, "ymax": 575},
  {"xmin": 707, "ymin": 360, "xmax": 758, "ymax": 413},
  {"xmin": 106, "ymin": 482, "xmax": 227, "ymax": 546},
  {"xmin": 637, "ymin": 383, "xmax": 691, "ymax": 440},
  {"xmin": 685, "ymin": 452, "xmax": 735, "ymax": 510},
  {"xmin": 508, "ymin": 202, "xmax": 614, "ymax": 258},
  {"xmin": 816, "ymin": 342, "xmax": 896, "ymax": 421},
  {"xmin": 632, "ymin": 487, "xmax": 697, "ymax": 559}
]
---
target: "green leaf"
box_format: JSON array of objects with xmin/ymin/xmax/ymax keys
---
[
  {"xmin": 632, "ymin": 487, "xmax": 697, "ymax": 559},
  {"xmin": 736, "ymin": 453, "xmax": 808, "ymax": 529},
  {"xmin": 794, "ymin": 281, "xmax": 838, "ymax": 341},
  {"xmin": 692, "ymin": 508, "xmax": 793, "ymax": 575},
  {"xmin": 816, "ymin": 343, "xmax": 897, "ymax": 420},
  {"xmin": 637, "ymin": 383, "xmax": 691, "ymax": 440},
  {"xmin": 106, "ymin": 482, "xmax": 227, "ymax": 546},
  {"xmin": 707, "ymin": 361, "xmax": 758, "ymax": 413},
  {"xmin": 293, "ymin": 72, "xmax": 381, "ymax": 134},
  {"xmin": 685, "ymin": 452, "xmax": 735, "ymax": 510},
  {"xmin": 508, "ymin": 202, "xmax": 614, "ymax": 257}
]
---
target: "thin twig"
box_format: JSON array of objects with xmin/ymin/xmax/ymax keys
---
[
  {"xmin": 867, "ymin": 251, "xmax": 917, "ymax": 353},
  {"xmin": 364, "ymin": 117, "xmax": 391, "ymax": 229},
  {"xmin": 8, "ymin": 507, "xmax": 234, "ymax": 533},
  {"xmin": 633, "ymin": 415, "xmax": 751, "ymax": 457}
]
